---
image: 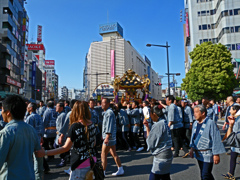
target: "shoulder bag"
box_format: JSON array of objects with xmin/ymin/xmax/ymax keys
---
[{"xmin": 85, "ymin": 129, "xmax": 104, "ymax": 180}]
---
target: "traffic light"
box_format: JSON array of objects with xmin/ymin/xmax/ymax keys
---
[{"xmin": 155, "ymin": 83, "xmax": 162, "ymax": 86}]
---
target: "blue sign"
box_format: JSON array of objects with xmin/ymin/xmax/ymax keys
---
[
  {"xmin": 144, "ymin": 56, "xmax": 151, "ymax": 67},
  {"xmin": 170, "ymin": 82, "xmax": 175, "ymax": 88},
  {"xmin": 32, "ymin": 61, "xmax": 36, "ymax": 87},
  {"xmin": 99, "ymin": 22, "xmax": 123, "ymax": 37}
]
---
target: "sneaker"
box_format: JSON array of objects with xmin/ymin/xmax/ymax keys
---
[
  {"xmin": 222, "ymin": 172, "xmax": 235, "ymax": 180},
  {"xmin": 112, "ymin": 168, "xmax": 124, "ymax": 176},
  {"xmin": 56, "ymin": 159, "xmax": 66, "ymax": 168},
  {"xmin": 64, "ymin": 168, "xmax": 71, "ymax": 175},
  {"xmin": 136, "ymin": 147, "xmax": 144, "ymax": 152}
]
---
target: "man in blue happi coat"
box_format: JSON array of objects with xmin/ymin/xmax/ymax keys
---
[
  {"xmin": 37, "ymin": 100, "xmax": 46, "ymax": 117},
  {"xmin": 167, "ymin": 95, "xmax": 188, "ymax": 157},
  {"xmin": 223, "ymin": 96, "xmax": 238, "ymax": 130},
  {"xmin": 64, "ymin": 100, "xmax": 71, "ymax": 114},
  {"xmin": 190, "ymin": 105, "xmax": 225, "ymax": 180},
  {"xmin": 54, "ymin": 102, "xmax": 67, "ymax": 167},
  {"xmin": 25, "ymin": 102, "xmax": 44, "ymax": 179},
  {"xmin": 0, "ymin": 95, "xmax": 41, "ymax": 180},
  {"xmin": 42, "ymin": 101, "xmax": 58, "ymax": 161},
  {"xmin": 210, "ymin": 99, "xmax": 218, "ymax": 123}
]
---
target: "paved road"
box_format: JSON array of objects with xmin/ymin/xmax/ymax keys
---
[{"xmin": 44, "ymin": 120, "xmax": 240, "ymax": 180}]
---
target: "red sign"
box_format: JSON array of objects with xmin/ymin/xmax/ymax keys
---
[
  {"xmin": 35, "ymin": 55, "xmax": 39, "ymax": 60},
  {"xmin": 37, "ymin": 25, "xmax": 42, "ymax": 42},
  {"xmin": 186, "ymin": 12, "xmax": 189, "ymax": 37},
  {"xmin": 45, "ymin": 60, "xmax": 55, "ymax": 66},
  {"xmin": 6, "ymin": 76, "xmax": 21, "ymax": 88},
  {"xmin": 27, "ymin": 44, "xmax": 45, "ymax": 52}
]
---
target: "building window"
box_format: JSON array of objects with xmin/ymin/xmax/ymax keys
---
[
  {"xmin": 201, "ymin": 11, "xmax": 206, "ymax": 16},
  {"xmin": 234, "ymin": 9, "xmax": 240, "ymax": 15},
  {"xmin": 203, "ymin": 39, "xmax": 208, "ymax": 42},
  {"xmin": 202, "ymin": 25, "xmax": 207, "ymax": 30},
  {"xmin": 224, "ymin": 27, "xmax": 230, "ymax": 33},
  {"xmin": 235, "ymin": 26, "xmax": 240, "ymax": 32},
  {"xmin": 223, "ymin": 10, "xmax": 228, "ymax": 16},
  {"xmin": 210, "ymin": 9, "xmax": 215, "ymax": 15},
  {"xmin": 199, "ymin": 25, "xmax": 202, "ymax": 30},
  {"xmin": 229, "ymin": 10, "xmax": 233, "ymax": 16},
  {"xmin": 237, "ymin": 44, "xmax": 240, "ymax": 50},
  {"xmin": 226, "ymin": 44, "xmax": 231, "ymax": 51},
  {"xmin": 231, "ymin": 27, "xmax": 234, "ymax": 33},
  {"xmin": 198, "ymin": 12, "xmax": 201, "ymax": 16},
  {"xmin": 232, "ymin": 44, "xmax": 236, "ymax": 50}
]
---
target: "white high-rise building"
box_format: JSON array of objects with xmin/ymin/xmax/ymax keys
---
[
  {"xmin": 84, "ymin": 22, "xmax": 162, "ymax": 100},
  {"xmin": 184, "ymin": 0, "xmax": 240, "ymax": 74}
]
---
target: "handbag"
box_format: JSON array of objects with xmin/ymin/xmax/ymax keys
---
[
  {"xmin": 89, "ymin": 156, "xmax": 104, "ymax": 180},
  {"xmin": 225, "ymin": 131, "xmax": 240, "ymax": 148},
  {"xmin": 85, "ymin": 129, "xmax": 104, "ymax": 180}
]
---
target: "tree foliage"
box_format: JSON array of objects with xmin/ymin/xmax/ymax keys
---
[{"xmin": 181, "ymin": 42, "xmax": 237, "ymax": 101}]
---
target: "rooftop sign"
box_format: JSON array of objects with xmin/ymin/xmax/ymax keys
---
[{"xmin": 99, "ymin": 22, "xmax": 123, "ymax": 37}]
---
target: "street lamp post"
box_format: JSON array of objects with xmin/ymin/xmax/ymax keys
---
[{"xmin": 146, "ymin": 42, "xmax": 171, "ymax": 96}]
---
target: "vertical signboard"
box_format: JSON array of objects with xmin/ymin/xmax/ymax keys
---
[
  {"xmin": 186, "ymin": 12, "xmax": 189, "ymax": 37},
  {"xmin": 37, "ymin": 25, "xmax": 42, "ymax": 42},
  {"xmin": 111, "ymin": 50, "xmax": 115, "ymax": 80},
  {"xmin": 32, "ymin": 61, "xmax": 36, "ymax": 87}
]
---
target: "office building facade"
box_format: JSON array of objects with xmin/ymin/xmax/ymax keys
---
[
  {"xmin": 184, "ymin": 0, "xmax": 240, "ymax": 74},
  {"xmin": 0, "ymin": 0, "xmax": 28, "ymax": 98},
  {"xmin": 84, "ymin": 22, "xmax": 162, "ymax": 100}
]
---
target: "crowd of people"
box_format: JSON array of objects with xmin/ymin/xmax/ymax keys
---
[{"xmin": 1, "ymin": 94, "xmax": 240, "ymax": 180}]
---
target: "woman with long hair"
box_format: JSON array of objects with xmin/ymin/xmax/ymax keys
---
[
  {"xmin": 222, "ymin": 105, "xmax": 240, "ymax": 179},
  {"xmin": 36, "ymin": 101, "xmax": 97, "ymax": 180}
]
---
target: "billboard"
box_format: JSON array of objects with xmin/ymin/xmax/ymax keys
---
[
  {"xmin": 111, "ymin": 50, "xmax": 115, "ymax": 79},
  {"xmin": 32, "ymin": 61, "xmax": 36, "ymax": 87},
  {"xmin": 186, "ymin": 12, "xmax": 190, "ymax": 37},
  {"xmin": 37, "ymin": 25, "xmax": 42, "ymax": 42},
  {"xmin": 45, "ymin": 60, "xmax": 55, "ymax": 67},
  {"xmin": 99, "ymin": 22, "xmax": 123, "ymax": 37},
  {"xmin": 6, "ymin": 76, "xmax": 21, "ymax": 88},
  {"xmin": 27, "ymin": 44, "xmax": 45, "ymax": 53}
]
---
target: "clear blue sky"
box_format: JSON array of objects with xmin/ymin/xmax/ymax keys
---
[{"xmin": 25, "ymin": 0, "xmax": 186, "ymax": 90}]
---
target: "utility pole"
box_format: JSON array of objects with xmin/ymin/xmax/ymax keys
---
[{"xmin": 85, "ymin": 72, "xmax": 110, "ymax": 96}]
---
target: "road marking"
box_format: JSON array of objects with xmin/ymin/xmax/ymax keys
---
[{"xmin": 217, "ymin": 123, "xmax": 223, "ymax": 127}]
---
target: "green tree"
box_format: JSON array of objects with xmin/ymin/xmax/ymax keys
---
[{"xmin": 181, "ymin": 42, "xmax": 237, "ymax": 101}]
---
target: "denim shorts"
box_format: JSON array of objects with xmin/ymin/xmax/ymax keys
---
[
  {"xmin": 69, "ymin": 166, "xmax": 91, "ymax": 180},
  {"xmin": 103, "ymin": 139, "xmax": 116, "ymax": 146}
]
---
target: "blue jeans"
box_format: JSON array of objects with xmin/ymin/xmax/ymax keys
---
[
  {"xmin": 149, "ymin": 172, "xmax": 171, "ymax": 180},
  {"xmin": 197, "ymin": 160, "xmax": 214, "ymax": 180}
]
